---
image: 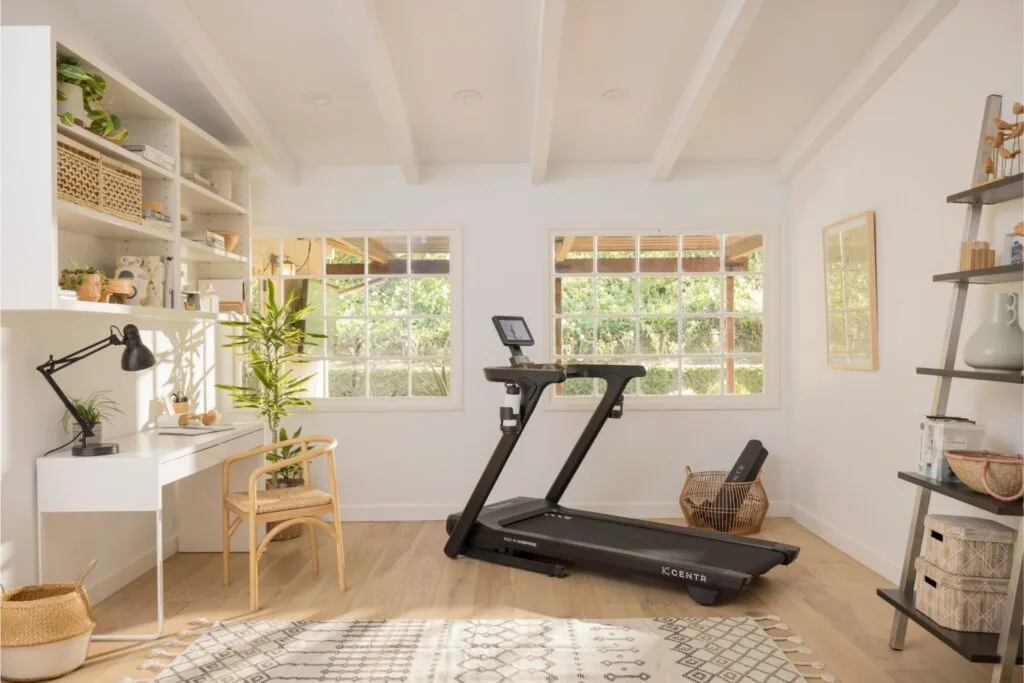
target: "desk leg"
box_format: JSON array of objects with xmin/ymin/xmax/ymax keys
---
[{"xmin": 91, "ymin": 508, "xmax": 165, "ymax": 642}]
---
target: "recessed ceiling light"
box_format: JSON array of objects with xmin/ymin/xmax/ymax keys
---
[
  {"xmin": 602, "ymin": 88, "xmax": 628, "ymax": 101},
  {"xmin": 454, "ymin": 89, "xmax": 482, "ymax": 101},
  {"xmin": 301, "ymin": 91, "xmax": 333, "ymax": 106}
]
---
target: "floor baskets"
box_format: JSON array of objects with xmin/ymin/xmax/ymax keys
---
[
  {"xmin": 679, "ymin": 467, "xmax": 769, "ymax": 535},
  {"xmin": 0, "ymin": 561, "xmax": 96, "ymax": 682}
]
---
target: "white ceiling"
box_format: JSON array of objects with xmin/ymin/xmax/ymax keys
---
[{"xmin": 22, "ymin": 0, "xmax": 933, "ymax": 178}]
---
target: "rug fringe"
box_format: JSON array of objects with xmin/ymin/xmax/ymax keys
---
[{"xmin": 753, "ymin": 614, "xmax": 837, "ymax": 682}]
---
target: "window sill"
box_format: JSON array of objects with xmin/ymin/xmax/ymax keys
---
[
  {"xmin": 302, "ymin": 397, "xmax": 462, "ymax": 413},
  {"xmin": 545, "ymin": 394, "xmax": 780, "ymax": 411}
]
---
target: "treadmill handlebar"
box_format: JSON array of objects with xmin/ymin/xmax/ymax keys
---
[{"xmin": 483, "ymin": 363, "xmax": 645, "ymax": 384}]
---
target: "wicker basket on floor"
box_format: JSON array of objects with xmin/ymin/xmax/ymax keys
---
[
  {"xmin": 679, "ymin": 467, "xmax": 769, "ymax": 535},
  {"xmin": 1, "ymin": 561, "xmax": 96, "ymax": 682}
]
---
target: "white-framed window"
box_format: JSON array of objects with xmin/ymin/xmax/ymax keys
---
[
  {"xmin": 547, "ymin": 227, "xmax": 778, "ymax": 409},
  {"xmin": 249, "ymin": 229, "xmax": 461, "ymax": 410}
]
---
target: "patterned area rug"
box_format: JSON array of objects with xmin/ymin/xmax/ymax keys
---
[{"xmin": 150, "ymin": 616, "xmax": 822, "ymax": 682}]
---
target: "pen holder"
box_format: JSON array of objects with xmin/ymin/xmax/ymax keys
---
[{"xmin": 171, "ymin": 400, "xmax": 191, "ymax": 416}]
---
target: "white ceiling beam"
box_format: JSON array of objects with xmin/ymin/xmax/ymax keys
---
[
  {"xmin": 778, "ymin": 0, "xmax": 957, "ymax": 181},
  {"xmin": 650, "ymin": 0, "xmax": 764, "ymax": 181},
  {"xmin": 141, "ymin": 1, "xmax": 299, "ymax": 184},
  {"xmin": 530, "ymin": 0, "xmax": 567, "ymax": 184},
  {"xmin": 352, "ymin": 0, "xmax": 419, "ymax": 184}
]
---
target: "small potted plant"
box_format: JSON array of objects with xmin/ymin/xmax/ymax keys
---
[
  {"xmin": 58, "ymin": 266, "xmax": 107, "ymax": 303},
  {"xmin": 56, "ymin": 59, "xmax": 127, "ymax": 141},
  {"xmin": 61, "ymin": 391, "xmax": 122, "ymax": 447}
]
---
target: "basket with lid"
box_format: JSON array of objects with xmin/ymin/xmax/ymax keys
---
[
  {"xmin": 923, "ymin": 514, "xmax": 1016, "ymax": 579},
  {"xmin": 914, "ymin": 556, "xmax": 1009, "ymax": 633}
]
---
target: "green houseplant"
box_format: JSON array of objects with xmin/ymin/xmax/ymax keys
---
[
  {"xmin": 56, "ymin": 58, "xmax": 127, "ymax": 141},
  {"xmin": 61, "ymin": 391, "xmax": 123, "ymax": 446},
  {"xmin": 216, "ymin": 281, "xmax": 324, "ymax": 537}
]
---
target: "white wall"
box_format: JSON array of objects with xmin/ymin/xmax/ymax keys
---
[
  {"xmin": 786, "ymin": 0, "xmax": 1024, "ymax": 582},
  {"xmin": 0, "ymin": 307, "xmax": 219, "ymax": 599},
  {"xmin": 252, "ymin": 163, "xmax": 792, "ymax": 521}
]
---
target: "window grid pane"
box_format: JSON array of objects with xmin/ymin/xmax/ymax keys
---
[
  {"xmin": 250, "ymin": 235, "xmax": 453, "ymax": 400},
  {"xmin": 552, "ymin": 232, "xmax": 765, "ymax": 398}
]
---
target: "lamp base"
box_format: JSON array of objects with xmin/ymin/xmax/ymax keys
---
[{"xmin": 71, "ymin": 443, "xmax": 120, "ymax": 457}]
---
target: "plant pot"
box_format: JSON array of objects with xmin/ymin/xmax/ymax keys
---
[
  {"xmin": 57, "ymin": 82, "xmax": 88, "ymax": 126},
  {"xmin": 265, "ymin": 476, "xmax": 305, "ymax": 541},
  {"xmin": 71, "ymin": 424, "xmax": 102, "ymax": 446},
  {"xmin": 963, "ymin": 293, "xmax": 1024, "ymax": 371},
  {"xmin": 75, "ymin": 274, "xmax": 103, "ymax": 302}
]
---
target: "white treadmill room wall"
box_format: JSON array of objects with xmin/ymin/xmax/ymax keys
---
[
  {"xmin": 786, "ymin": 0, "xmax": 1024, "ymax": 584},
  {"xmin": 251, "ymin": 163, "xmax": 793, "ymax": 522}
]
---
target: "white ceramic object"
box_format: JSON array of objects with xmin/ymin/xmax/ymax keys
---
[
  {"xmin": 963, "ymin": 293, "xmax": 1024, "ymax": 371},
  {"xmin": 1, "ymin": 630, "xmax": 93, "ymax": 681},
  {"xmin": 57, "ymin": 82, "xmax": 88, "ymax": 124}
]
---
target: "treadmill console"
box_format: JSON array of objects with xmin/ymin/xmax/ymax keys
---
[{"xmin": 492, "ymin": 316, "xmax": 535, "ymax": 366}]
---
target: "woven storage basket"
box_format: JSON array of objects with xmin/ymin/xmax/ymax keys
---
[
  {"xmin": 923, "ymin": 514, "xmax": 1016, "ymax": 579},
  {"xmin": 914, "ymin": 556, "xmax": 1009, "ymax": 633},
  {"xmin": 1, "ymin": 561, "xmax": 96, "ymax": 682},
  {"xmin": 679, "ymin": 467, "xmax": 769, "ymax": 535},
  {"xmin": 945, "ymin": 450, "xmax": 1024, "ymax": 501},
  {"xmin": 56, "ymin": 134, "xmax": 101, "ymax": 211},
  {"xmin": 100, "ymin": 156, "xmax": 142, "ymax": 224}
]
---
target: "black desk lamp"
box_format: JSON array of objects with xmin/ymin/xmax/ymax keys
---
[{"xmin": 37, "ymin": 324, "xmax": 156, "ymax": 456}]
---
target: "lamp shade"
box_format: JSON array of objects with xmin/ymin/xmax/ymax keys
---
[{"xmin": 120, "ymin": 324, "xmax": 156, "ymax": 371}]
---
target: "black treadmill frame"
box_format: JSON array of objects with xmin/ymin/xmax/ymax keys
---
[{"xmin": 444, "ymin": 361, "xmax": 798, "ymax": 604}]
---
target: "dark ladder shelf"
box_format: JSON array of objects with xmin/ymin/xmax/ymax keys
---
[
  {"xmin": 933, "ymin": 263, "xmax": 1024, "ymax": 284},
  {"xmin": 877, "ymin": 589, "xmax": 1024, "ymax": 664},
  {"xmin": 898, "ymin": 471, "xmax": 1023, "ymax": 516},
  {"xmin": 946, "ymin": 173, "xmax": 1024, "ymax": 205},
  {"xmin": 917, "ymin": 367, "xmax": 1024, "ymax": 384}
]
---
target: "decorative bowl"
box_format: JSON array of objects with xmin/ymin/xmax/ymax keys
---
[
  {"xmin": 946, "ymin": 450, "xmax": 1024, "ymax": 501},
  {"xmin": 214, "ymin": 231, "xmax": 240, "ymax": 253}
]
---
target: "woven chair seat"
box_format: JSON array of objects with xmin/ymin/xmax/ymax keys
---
[{"xmin": 225, "ymin": 486, "xmax": 333, "ymax": 515}]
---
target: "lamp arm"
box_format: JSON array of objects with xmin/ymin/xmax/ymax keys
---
[{"xmin": 36, "ymin": 331, "xmax": 122, "ymax": 440}]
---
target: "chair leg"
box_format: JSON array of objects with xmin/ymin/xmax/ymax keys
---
[
  {"xmin": 332, "ymin": 513, "xmax": 346, "ymax": 591},
  {"xmin": 222, "ymin": 506, "xmax": 231, "ymax": 586},
  {"xmin": 248, "ymin": 517, "xmax": 259, "ymax": 611},
  {"xmin": 308, "ymin": 522, "xmax": 320, "ymax": 575}
]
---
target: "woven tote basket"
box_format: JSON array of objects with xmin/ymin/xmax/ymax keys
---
[
  {"xmin": 1, "ymin": 561, "xmax": 96, "ymax": 682},
  {"xmin": 56, "ymin": 134, "xmax": 102, "ymax": 211},
  {"xmin": 945, "ymin": 450, "xmax": 1024, "ymax": 501},
  {"xmin": 99, "ymin": 156, "xmax": 143, "ymax": 224},
  {"xmin": 679, "ymin": 468, "xmax": 769, "ymax": 535}
]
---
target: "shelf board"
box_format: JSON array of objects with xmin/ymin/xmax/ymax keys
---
[
  {"xmin": 933, "ymin": 264, "xmax": 1024, "ymax": 284},
  {"xmin": 917, "ymin": 367, "xmax": 1024, "ymax": 384},
  {"xmin": 57, "ymin": 201, "xmax": 174, "ymax": 242},
  {"xmin": 180, "ymin": 178, "xmax": 247, "ymax": 215},
  {"xmin": 947, "ymin": 173, "xmax": 1024, "ymax": 205},
  {"xmin": 898, "ymin": 471, "xmax": 1023, "ymax": 516},
  {"xmin": 180, "ymin": 239, "xmax": 247, "ymax": 264},
  {"xmin": 56, "ymin": 299, "xmax": 218, "ymax": 320},
  {"xmin": 57, "ymin": 123, "xmax": 175, "ymax": 180},
  {"xmin": 877, "ymin": 589, "xmax": 1023, "ymax": 663},
  {"xmin": 179, "ymin": 120, "xmax": 246, "ymax": 170}
]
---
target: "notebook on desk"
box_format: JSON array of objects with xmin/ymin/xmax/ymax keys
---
[{"xmin": 158, "ymin": 425, "xmax": 236, "ymax": 436}]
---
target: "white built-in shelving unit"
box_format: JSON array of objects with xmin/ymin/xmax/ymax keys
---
[{"xmin": 0, "ymin": 26, "xmax": 252, "ymax": 319}]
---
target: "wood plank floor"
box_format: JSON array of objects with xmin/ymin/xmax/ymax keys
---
[{"xmin": 61, "ymin": 518, "xmax": 1018, "ymax": 682}]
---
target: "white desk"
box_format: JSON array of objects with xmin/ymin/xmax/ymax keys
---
[{"xmin": 36, "ymin": 423, "xmax": 264, "ymax": 641}]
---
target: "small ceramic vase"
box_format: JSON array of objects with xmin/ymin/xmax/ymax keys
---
[
  {"xmin": 76, "ymin": 274, "xmax": 103, "ymax": 302},
  {"xmin": 963, "ymin": 293, "xmax": 1024, "ymax": 371}
]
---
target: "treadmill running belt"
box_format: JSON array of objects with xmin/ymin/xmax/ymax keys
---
[{"xmin": 509, "ymin": 513, "xmax": 785, "ymax": 577}]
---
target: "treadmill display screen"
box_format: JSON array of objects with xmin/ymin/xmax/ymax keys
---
[{"xmin": 493, "ymin": 316, "xmax": 534, "ymax": 346}]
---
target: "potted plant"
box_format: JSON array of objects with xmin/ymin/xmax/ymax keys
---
[
  {"xmin": 61, "ymin": 391, "xmax": 122, "ymax": 447},
  {"xmin": 56, "ymin": 59, "xmax": 127, "ymax": 141},
  {"xmin": 58, "ymin": 266, "xmax": 107, "ymax": 302},
  {"xmin": 216, "ymin": 281, "xmax": 324, "ymax": 540}
]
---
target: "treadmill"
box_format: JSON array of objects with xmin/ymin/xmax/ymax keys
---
[{"xmin": 444, "ymin": 315, "xmax": 799, "ymax": 605}]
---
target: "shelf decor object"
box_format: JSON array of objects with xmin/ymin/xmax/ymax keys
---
[
  {"xmin": 882, "ymin": 94, "xmax": 1024, "ymax": 683},
  {"xmin": 36, "ymin": 323, "xmax": 155, "ymax": 456},
  {"xmin": 822, "ymin": 210, "xmax": 879, "ymax": 370},
  {"xmin": 945, "ymin": 450, "xmax": 1024, "ymax": 501},
  {"xmin": 963, "ymin": 293, "xmax": 1024, "ymax": 371}
]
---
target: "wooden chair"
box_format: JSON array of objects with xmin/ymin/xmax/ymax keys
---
[{"xmin": 221, "ymin": 436, "xmax": 345, "ymax": 610}]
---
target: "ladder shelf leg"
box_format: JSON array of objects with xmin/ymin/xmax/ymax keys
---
[{"xmin": 889, "ymin": 487, "xmax": 931, "ymax": 650}]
